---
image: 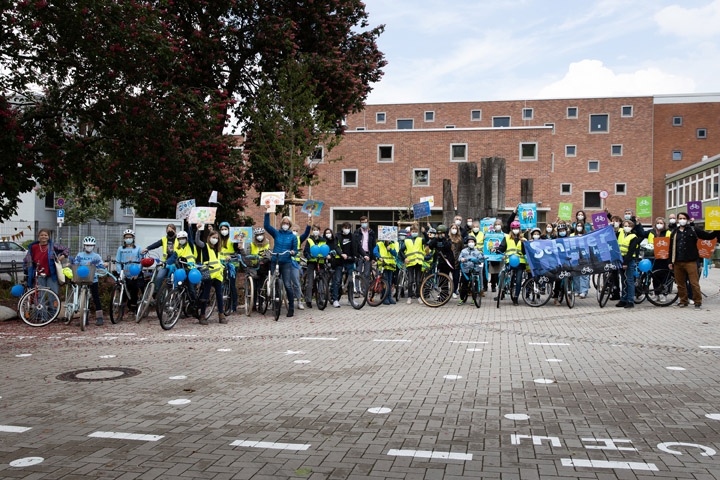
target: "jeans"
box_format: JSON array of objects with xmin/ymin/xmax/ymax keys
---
[
  {"xmin": 279, "ymin": 262, "xmax": 296, "ymax": 313},
  {"xmin": 332, "ymin": 263, "xmax": 354, "ymax": 302},
  {"xmin": 573, "ymin": 275, "xmax": 590, "ymax": 295},
  {"xmin": 200, "ymin": 278, "xmax": 223, "ymax": 316},
  {"xmin": 305, "ymin": 262, "xmax": 319, "ymax": 304},
  {"xmin": 89, "ymin": 282, "xmax": 102, "ymax": 313},
  {"xmin": 37, "ymin": 276, "xmax": 60, "ymax": 296},
  {"xmin": 620, "ymin": 260, "xmax": 636, "ymax": 303}
]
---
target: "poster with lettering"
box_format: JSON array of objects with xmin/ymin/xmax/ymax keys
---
[
  {"xmin": 558, "ymin": 203, "xmax": 573, "ymax": 221},
  {"xmin": 175, "ymin": 199, "xmax": 195, "ymax": 220},
  {"xmin": 653, "ymin": 236, "xmax": 670, "ymax": 259},
  {"xmin": 301, "ymin": 200, "xmax": 324, "ymax": 216},
  {"xmin": 483, "ymin": 232, "xmax": 504, "ymax": 262},
  {"xmin": 378, "ymin": 226, "xmax": 398, "ymax": 242},
  {"xmin": 187, "ymin": 207, "xmax": 217, "ymax": 225},
  {"xmin": 706, "ymin": 206, "xmax": 720, "ymax": 230},
  {"xmin": 412, "ymin": 201, "xmax": 431, "ymax": 219},
  {"xmin": 480, "ymin": 218, "xmax": 497, "ymax": 234},
  {"xmin": 591, "ymin": 212, "xmax": 609, "ymax": 230},
  {"xmin": 636, "ymin": 196, "xmax": 652, "ymax": 218},
  {"xmin": 518, "ymin": 203, "xmax": 537, "ymax": 230},
  {"xmin": 687, "ymin": 201, "xmax": 702, "ymax": 220},
  {"xmin": 230, "ymin": 227, "xmax": 253, "ymax": 245},
  {"xmin": 697, "ymin": 238, "xmax": 717, "ymax": 259}
]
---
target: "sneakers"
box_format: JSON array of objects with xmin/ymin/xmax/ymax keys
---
[
  {"xmin": 418, "ymin": 298, "xmax": 423, "ymax": 304},
  {"xmin": 333, "ymin": 300, "xmax": 340, "ymax": 308},
  {"xmin": 624, "ymin": 302, "xmax": 634, "ymax": 309},
  {"xmin": 695, "ymin": 304, "xmax": 702, "ymax": 309},
  {"xmin": 452, "ymin": 292, "xmax": 458, "ymax": 299},
  {"xmin": 298, "ymin": 302, "xmax": 305, "ymax": 310},
  {"xmin": 578, "ymin": 293, "xmax": 587, "ymax": 299},
  {"xmin": 199, "ymin": 317, "xmax": 209, "ymax": 325},
  {"xmin": 689, "ymin": 299, "xmax": 695, "ymax": 305},
  {"xmin": 407, "ymin": 298, "xmax": 412, "ymax": 304},
  {"xmin": 306, "ymin": 301, "xmax": 312, "ymax": 308},
  {"xmin": 96, "ymin": 318, "xmax": 104, "ymax": 326},
  {"xmin": 676, "ymin": 303, "xmax": 688, "ymax": 308},
  {"xmin": 458, "ymin": 299, "xmax": 465, "ymax": 306},
  {"xmin": 219, "ymin": 313, "xmax": 228, "ymax": 324},
  {"xmin": 615, "ymin": 301, "xmax": 627, "ymax": 307}
]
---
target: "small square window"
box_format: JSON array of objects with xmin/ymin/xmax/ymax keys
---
[
  {"xmin": 697, "ymin": 128, "xmax": 707, "ymax": 139},
  {"xmin": 376, "ymin": 112, "xmax": 386, "ymax": 123},
  {"xmin": 588, "ymin": 160, "xmax": 600, "ymax": 172},
  {"xmin": 123, "ymin": 207, "xmax": 135, "ymax": 216},
  {"xmin": 471, "ymin": 109, "xmax": 482, "ymax": 121},
  {"xmin": 589, "ymin": 114, "xmax": 609, "ymax": 133},
  {"xmin": 615, "ymin": 183, "xmax": 626, "ymax": 195},
  {"xmin": 450, "ymin": 144, "xmax": 467, "ymax": 162},
  {"xmin": 356, "ymin": 127, "xmax": 366, "ymax": 131},
  {"xmin": 561, "ymin": 184, "xmax": 572, "ymax": 195},
  {"xmin": 424, "ymin": 111, "xmax": 435, "ymax": 122},
  {"xmin": 672, "ymin": 150, "xmax": 683, "ymax": 161},
  {"xmin": 621, "ymin": 105, "xmax": 633, "ymax": 117},
  {"xmin": 397, "ymin": 119, "xmax": 413, "ymax": 130},
  {"xmin": 522, "ymin": 108, "xmax": 533, "ymax": 120},
  {"xmin": 565, "ymin": 145, "xmax": 576, "ymax": 157},
  {"xmin": 342, "ymin": 169, "xmax": 358, "ymax": 187},
  {"xmin": 611, "ymin": 144, "xmax": 623, "ymax": 156},
  {"xmin": 567, "ymin": 107, "xmax": 578, "ymax": 119},
  {"xmin": 44, "ymin": 193, "xmax": 55, "ymax": 210},
  {"xmin": 309, "ymin": 146, "xmax": 324, "ymax": 164},
  {"xmin": 445, "ymin": 125, "xmax": 456, "ymax": 129},
  {"xmin": 672, "ymin": 116, "xmax": 682, "ymax": 126},
  {"xmin": 545, "ymin": 122, "xmax": 555, "ymax": 134},
  {"xmin": 378, "ymin": 145, "xmax": 394, "ymax": 163},
  {"xmin": 584, "ymin": 191, "xmax": 602, "ymax": 209},
  {"xmin": 520, "ymin": 142, "xmax": 538, "ymax": 161},
  {"xmin": 493, "ymin": 116, "xmax": 511, "ymax": 127},
  {"xmin": 413, "ymin": 169, "xmax": 430, "ymax": 187}
]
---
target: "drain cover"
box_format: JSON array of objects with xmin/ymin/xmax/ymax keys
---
[{"xmin": 56, "ymin": 367, "xmax": 141, "ymax": 382}]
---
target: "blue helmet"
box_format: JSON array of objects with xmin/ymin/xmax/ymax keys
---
[{"xmin": 219, "ymin": 221, "xmax": 231, "ymax": 229}]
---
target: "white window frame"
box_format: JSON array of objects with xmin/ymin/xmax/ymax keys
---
[
  {"xmin": 672, "ymin": 150, "xmax": 683, "ymax": 161},
  {"xmin": 519, "ymin": 142, "xmax": 538, "ymax": 162},
  {"xmin": 412, "ymin": 168, "xmax": 430, "ymax": 187},
  {"xmin": 342, "ymin": 169, "xmax": 358, "ymax": 188},
  {"xmin": 560, "ymin": 183, "xmax": 572, "ymax": 195},
  {"xmin": 567, "ymin": 106, "xmax": 578, "ymax": 119},
  {"xmin": 450, "ymin": 143, "xmax": 468, "ymax": 162},
  {"xmin": 588, "ymin": 160, "xmax": 600, "ymax": 172},
  {"xmin": 565, "ymin": 145, "xmax": 577, "ymax": 157},
  {"xmin": 589, "ymin": 113, "xmax": 609, "ymax": 133},
  {"xmin": 376, "ymin": 112, "xmax": 386, "ymax": 124},
  {"xmin": 424, "ymin": 111, "xmax": 435, "ymax": 123},
  {"xmin": 672, "ymin": 116, "xmax": 682, "ymax": 126},
  {"xmin": 697, "ymin": 128, "xmax": 707, "ymax": 139},
  {"xmin": 470, "ymin": 109, "xmax": 482, "ymax": 121},
  {"xmin": 615, "ymin": 183, "xmax": 627, "ymax": 195},
  {"xmin": 123, "ymin": 207, "xmax": 135, "ymax": 216},
  {"xmin": 492, "ymin": 116, "xmax": 511, "ymax": 127},
  {"xmin": 545, "ymin": 122, "xmax": 555, "ymax": 134},
  {"xmin": 522, "ymin": 108, "xmax": 533, "ymax": 120},
  {"xmin": 308, "ymin": 146, "xmax": 324, "ymax": 164},
  {"xmin": 377, "ymin": 144, "xmax": 394, "ymax": 163},
  {"xmin": 583, "ymin": 190, "xmax": 602, "ymax": 210},
  {"xmin": 396, "ymin": 118, "xmax": 414, "ymax": 130},
  {"xmin": 611, "ymin": 144, "xmax": 623, "ymax": 156},
  {"xmin": 621, "ymin": 105, "xmax": 633, "ymax": 118}
]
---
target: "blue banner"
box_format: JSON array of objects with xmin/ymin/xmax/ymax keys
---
[
  {"xmin": 524, "ymin": 226, "xmax": 622, "ymax": 280},
  {"xmin": 518, "ymin": 203, "xmax": 537, "ymax": 230}
]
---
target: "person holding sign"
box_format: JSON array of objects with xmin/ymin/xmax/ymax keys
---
[
  {"xmin": 494, "ymin": 220, "xmax": 526, "ymax": 305},
  {"xmin": 616, "ymin": 220, "xmax": 641, "ymax": 308},
  {"xmin": 641, "ymin": 217, "xmax": 672, "ymax": 301}
]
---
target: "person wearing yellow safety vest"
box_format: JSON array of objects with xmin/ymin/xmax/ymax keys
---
[
  {"xmin": 495, "ymin": 220, "xmax": 526, "ymax": 305},
  {"xmin": 303, "ymin": 225, "xmax": 326, "ymax": 308},
  {"xmin": 289, "ymin": 222, "xmax": 311, "ymax": 311},
  {"xmin": 194, "ymin": 228, "xmax": 227, "ymax": 324},
  {"xmin": 217, "ymin": 222, "xmax": 241, "ymax": 313},
  {"xmin": 399, "ymin": 224, "xmax": 426, "ymax": 304},
  {"xmin": 616, "ymin": 219, "xmax": 641, "ymax": 309},
  {"xmin": 142, "ymin": 223, "xmax": 181, "ymax": 292},
  {"xmin": 641, "ymin": 217, "xmax": 672, "ymax": 301},
  {"xmin": 243, "ymin": 227, "xmax": 271, "ymax": 311},
  {"xmin": 373, "ymin": 239, "xmax": 398, "ymax": 305}
]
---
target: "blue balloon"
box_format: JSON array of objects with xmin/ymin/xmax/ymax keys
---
[
  {"xmin": 77, "ymin": 265, "xmax": 90, "ymax": 278},
  {"xmin": 318, "ymin": 244, "xmax": 330, "ymax": 257},
  {"xmin": 188, "ymin": 268, "xmax": 202, "ymax": 285},
  {"xmin": 174, "ymin": 268, "xmax": 187, "ymax": 283},
  {"xmin": 128, "ymin": 264, "xmax": 142, "ymax": 277},
  {"xmin": 639, "ymin": 258, "xmax": 652, "ymax": 273},
  {"xmin": 509, "ymin": 255, "xmax": 520, "ymax": 268},
  {"xmin": 11, "ymin": 285, "xmax": 25, "ymax": 297},
  {"xmin": 310, "ymin": 245, "xmax": 320, "ymax": 258}
]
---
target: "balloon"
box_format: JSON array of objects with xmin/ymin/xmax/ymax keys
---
[
  {"xmin": 188, "ymin": 268, "xmax": 202, "ymax": 285},
  {"xmin": 310, "ymin": 245, "xmax": 320, "ymax": 258},
  {"xmin": 174, "ymin": 268, "xmax": 187, "ymax": 283},
  {"xmin": 129, "ymin": 264, "xmax": 142, "ymax": 277},
  {"xmin": 638, "ymin": 258, "xmax": 652, "ymax": 272},
  {"xmin": 11, "ymin": 285, "xmax": 25, "ymax": 297},
  {"xmin": 140, "ymin": 257, "xmax": 155, "ymax": 268},
  {"xmin": 509, "ymin": 255, "xmax": 520, "ymax": 268},
  {"xmin": 63, "ymin": 267, "xmax": 73, "ymax": 280},
  {"xmin": 318, "ymin": 244, "xmax": 330, "ymax": 257},
  {"xmin": 77, "ymin": 265, "xmax": 90, "ymax": 278}
]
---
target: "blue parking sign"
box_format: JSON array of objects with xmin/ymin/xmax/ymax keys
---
[{"xmin": 57, "ymin": 209, "xmax": 65, "ymax": 218}]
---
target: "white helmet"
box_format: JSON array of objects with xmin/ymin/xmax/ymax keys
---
[
  {"xmin": 83, "ymin": 236, "xmax": 96, "ymax": 245},
  {"xmin": 123, "ymin": 229, "xmax": 135, "ymax": 237},
  {"xmin": 176, "ymin": 231, "xmax": 189, "ymax": 239}
]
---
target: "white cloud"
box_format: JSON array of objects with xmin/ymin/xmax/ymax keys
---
[{"xmin": 654, "ymin": 0, "xmax": 720, "ymax": 38}]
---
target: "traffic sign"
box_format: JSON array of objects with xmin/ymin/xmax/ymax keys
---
[
  {"xmin": 599, "ymin": 190, "xmax": 608, "ymax": 199},
  {"xmin": 56, "ymin": 197, "xmax": 65, "ymax": 208},
  {"xmin": 57, "ymin": 209, "xmax": 65, "ymax": 218}
]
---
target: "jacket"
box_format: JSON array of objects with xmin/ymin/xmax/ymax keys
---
[
  {"xmin": 669, "ymin": 225, "xmax": 716, "ymax": 263},
  {"xmin": 352, "ymin": 227, "xmax": 377, "ymax": 259}
]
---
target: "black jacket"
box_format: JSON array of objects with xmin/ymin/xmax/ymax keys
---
[
  {"xmin": 335, "ymin": 231, "xmax": 356, "ymax": 264},
  {"xmin": 669, "ymin": 226, "xmax": 716, "ymax": 263},
  {"xmin": 352, "ymin": 227, "xmax": 377, "ymax": 259}
]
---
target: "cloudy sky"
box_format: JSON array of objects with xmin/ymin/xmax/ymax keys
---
[{"xmin": 361, "ymin": 0, "xmax": 720, "ymax": 104}]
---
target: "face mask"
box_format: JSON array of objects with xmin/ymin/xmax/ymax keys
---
[
  {"xmin": 455, "ymin": 220, "xmax": 462, "ymax": 226},
  {"xmin": 624, "ymin": 214, "xmax": 631, "ymax": 220},
  {"xmin": 124, "ymin": 238, "xmax": 133, "ymax": 245},
  {"xmin": 577, "ymin": 215, "xmax": 584, "ymax": 221},
  {"xmin": 411, "ymin": 232, "xmax": 418, "ymax": 238},
  {"xmin": 576, "ymin": 226, "xmax": 583, "ymax": 232},
  {"xmin": 342, "ymin": 228, "xmax": 350, "ymax": 235},
  {"xmin": 220, "ymin": 229, "xmax": 229, "ymax": 236},
  {"xmin": 84, "ymin": 246, "xmax": 94, "ymax": 253},
  {"xmin": 669, "ymin": 218, "xmax": 676, "ymax": 224},
  {"xmin": 512, "ymin": 229, "xmax": 520, "ymax": 235},
  {"xmin": 312, "ymin": 230, "xmax": 320, "ymax": 237},
  {"xmin": 623, "ymin": 226, "xmax": 632, "ymax": 233},
  {"xmin": 210, "ymin": 237, "xmax": 219, "ymax": 245},
  {"xmin": 428, "ymin": 234, "xmax": 435, "ymax": 238},
  {"xmin": 325, "ymin": 233, "xmax": 332, "ymax": 239},
  {"xmin": 494, "ymin": 225, "xmax": 502, "ymax": 231},
  {"xmin": 678, "ymin": 219, "xmax": 687, "ymax": 226},
  {"xmin": 281, "ymin": 224, "xmax": 290, "ymax": 231},
  {"xmin": 473, "ymin": 227, "xmax": 480, "ymax": 233},
  {"xmin": 532, "ymin": 234, "xmax": 540, "ymax": 240},
  {"xmin": 559, "ymin": 231, "xmax": 567, "ymax": 237},
  {"xmin": 450, "ymin": 229, "xmax": 458, "ymax": 234},
  {"xmin": 467, "ymin": 221, "xmax": 473, "ymax": 227},
  {"xmin": 179, "ymin": 239, "xmax": 187, "ymax": 246},
  {"xmin": 613, "ymin": 222, "xmax": 620, "ymax": 228},
  {"xmin": 467, "ymin": 242, "xmax": 476, "ymax": 249},
  {"xmin": 361, "ymin": 223, "xmax": 368, "ymax": 229},
  {"xmin": 546, "ymin": 226, "xmax": 553, "ymax": 233},
  {"xmin": 167, "ymin": 231, "xmax": 175, "ymax": 238},
  {"xmin": 656, "ymin": 224, "xmax": 664, "ymax": 230},
  {"xmin": 256, "ymin": 235, "xmax": 264, "ymax": 242}
]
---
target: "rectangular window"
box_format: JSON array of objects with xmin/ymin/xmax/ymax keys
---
[
  {"xmin": 124, "ymin": 207, "xmax": 135, "ymax": 216},
  {"xmin": 309, "ymin": 146, "xmax": 324, "ymax": 164},
  {"xmin": 611, "ymin": 144, "xmax": 623, "ymax": 156},
  {"xmin": 584, "ymin": 191, "xmax": 602, "ymax": 209},
  {"xmin": 492, "ymin": 116, "xmax": 511, "ymax": 127},
  {"xmin": 471, "ymin": 109, "xmax": 482, "ymax": 121},
  {"xmin": 44, "ymin": 192, "xmax": 55, "ymax": 210},
  {"xmin": 519, "ymin": 142, "xmax": 538, "ymax": 161},
  {"xmin": 413, "ymin": 169, "xmax": 430, "ymax": 187},
  {"xmin": 697, "ymin": 128, "xmax": 707, "ymax": 139},
  {"xmin": 589, "ymin": 114, "xmax": 609, "ymax": 133},
  {"xmin": 588, "ymin": 160, "xmax": 600, "ymax": 172},
  {"xmin": 356, "ymin": 127, "xmax": 366, "ymax": 131},
  {"xmin": 561, "ymin": 183, "xmax": 572, "ymax": 195},
  {"xmin": 396, "ymin": 119, "xmax": 413, "ymax": 130},
  {"xmin": 545, "ymin": 122, "xmax": 555, "ymax": 134},
  {"xmin": 672, "ymin": 150, "xmax": 683, "ymax": 161},
  {"xmin": 567, "ymin": 107, "xmax": 578, "ymax": 119},
  {"xmin": 522, "ymin": 108, "xmax": 533, "ymax": 120},
  {"xmin": 615, "ymin": 183, "xmax": 626, "ymax": 195},
  {"xmin": 377, "ymin": 145, "xmax": 394, "ymax": 163},
  {"xmin": 565, "ymin": 145, "xmax": 576, "ymax": 157},
  {"xmin": 450, "ymin": 144, "xmax": 467, "ymax": 162},
  {"xmin": 376, "ymin": 112, "xmax": 386, "ymax": 123},
  {"xmin": 621, "ymin": 105, "xmax": 633, "ymax": 117},
  {"xmin": 342, "ymin": 169, "xmax": 358, "ymax": 187},
  {"xmin": 424, "ymin": 111, "xmax": 435, "ymax": 122},
  {"xmin": 445, "ymin": 125, "xmax": 456, "ymax": 129},
  {"xmin": 672, "ymin": 116, "xmax": 682, "ymax": 126}
]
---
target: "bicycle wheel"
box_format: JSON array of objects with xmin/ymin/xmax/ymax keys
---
[
  {"xmin": 109, "ymin": 284, "xmax": 124, "ymax": 324},
  {"xmin": 315, "ymin": 275, "xmax": 329, "ymax": 310},
  {"xmin": 634, "ymin": 273, "xmax": 647, "ymax": 304},
  {"xmin": 244, "ymin": 275, "xmax": 254, "ymax": 317},
  {"xmin": 205, "ymin": 283, "xmax": 217, "ymax": 320},
  {"xmin": 522, "ymin": 276, "xmax": 551, "ymax": 307},
  {"xmin": 420, "ymin": 272, "xmax": 452, "ymax": 307},
  {"xmin": 348, "ymin": 273, "xmax": 367, "ymax": 309},
  {"xmin": 18, "ymin": 288, "xmax": 60, "ymax": 327},
  {"xmin": 272, "ymin": 276, "xmax": 283, "ymax": 321},
  {"xmin": 366, "ymin": 277, "xmax": 389, "ymax": 307},
  {"xmin": 136, "ymin": 282, "xmax": 154, "ymax": 322},
  {"xmin": 471, "ymin": 276, "xmax": 481, "ymax": 308},
  {"xmin": 222, "ymin": 276, "xmax": 232, "ymax": 315},
  {"xmin": 155, "ymin": 281, "xmax": 170, "ymax": 317},
  {"xmin": 160, "ymin": 290, "xmax": 182, "ymax": 330},
  {"xmin": 63, "ymin": 285, "xmax": 75, "ymax": 324},
  {"xmin": 597, "ymin": 273, "xmax": 611, "ymax": 308},
  {"xmin": 564, "ymin": 278, "xmax": 575, "ymax": 309},
  {"xmin": 257, "ymin": 278, "xmax": 269, "ymax": 314},
  {"xmin": 395, "ymin": 269, "xmax": 407, "ymax": 300},
  {"xmin": 496, "ymin": 270, "xmax": 506, "ymax": 308},
  {"xmin": 79, "ymin": 287, "xmax": 89, "ymax": 331},
  {"xmin": 646, "ymin": 269, "xmax": 678, "ymax": 307},
  {"xmin": 591, "ymin": 273, "xmax": 600, "ymax": 290}
]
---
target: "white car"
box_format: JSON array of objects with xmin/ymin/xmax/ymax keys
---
[{"xmin": 0, "ymin": 241, "xmax": 27, "ymax": 278}]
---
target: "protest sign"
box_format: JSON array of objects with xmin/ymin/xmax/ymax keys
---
[
  {"xmin": 591, "ymin": 212, "xmax": 608, "ymax": 230},
  {"xmin": 558, "ymin": 203, "xmax": 573, "ymax": 221},
  {"xmin": 378, "ymin": 226, "xmax": 398, "ymax": 242},
  {"xmin": 187, "ymin": 207, "xmax": 217, "ymax": 225},
  {"xmin": 301, "ymin": 200, "xmax": 324, "ymax": 216},
  {"xmin": 636, "ymin": 196, "xmax": 652, "ymax": 218},
  {"xmin": 412, "ymin": 201, "xmax": 431, "ymax": 219},
  {"xmin": 518, "ymin": 203, "xmax": 537, "ymax": 230},
  {"xmin": 175, "ymin": 199, "xmax": 195, "ymax": 220},
  {"xmin": 483, "ymin": 232, "xmax": 504, "ymax": 262}
]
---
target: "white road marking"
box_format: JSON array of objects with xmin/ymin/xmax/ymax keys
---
[
  {"xmin": 0, "ymin": 425, "xmax": 32, "ymax": 433},
  {"xmin": 705, "ymin": 413, "xmax": 720, "ymax": 420},
  {"xmin": 368, "ymin": 407, "xmax": 392, "ymax": 414},
  {"xmin": 300, "ymin": 337, "xmax": 337, "ymax": 341},
  {"xmin": 15, "ymin": 354, "xmax": 32, "ymax": 357},
  {"xmin": 466, "ymin": 348, "xmax": 482, "ymax": 352},
  {"xmin": 284, "ymin": 350, "xmax": 303, "ymax": 355},
  {"xmin": 546, "ymin": 358, "xmax": 563, "ymax": 362},
  {"xmin": 99, "ymin": 355, "xmax": 116, "ymax": 359},
  {"xmin": 9, "ymin": 457, "xmax": 44, "ymax": 467},
  {"xmin": 529, "ymin": 342, "xmax": 570, "ymax": 346},
  {"xmin": 217, "ymin": 348, "xmax": 232, "ymax": 352},
  {"xmin": 293, "ymin": 360, "xmax": 311, "ymax": 364},
  {"xmin": 230, "ymin": 440, "xmax": 310, "ymax": 451},
  {"xmin": 387, "ymin": 449, "xmax": 472, "ymax": 461},
  {"xmin": 88, "ymin": 431, "xmax": 164, "ymax": 442},
  {"xmin": 534, "ymin": 378, "xmax": 555, "ymax": 384},
  {"xmin": 443, "ymin": 375, "xmax": 462, "ymax": 380},
  {"xmin": 699, "ymin": 346, "xmax": 720, "ymax": 349},
  {"xmin": 168, "ymin": 399, "xmax": 191, "ymax": 405},
  {"xmin": 505, "ymin": 414, "xmax": 530, "ymax": 420},
  {"xmin": 449, "ymin": 341, "xmax": 488, "ymax": 344},
  {"xmin": 666, "ymin": 366, "xmax": 686, "ymax": 371},
  {"xmin": 561, "ymin": 458, "xmax": 658, "ymax": 471},
  {"xmin": 169, "ymin": 375, "xmax": 187, "ymax": 380}
]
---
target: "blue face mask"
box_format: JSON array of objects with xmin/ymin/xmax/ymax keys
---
[
  {"xmin": 559, "ymin": 231, "xmax": 567, "ymax": 237},
  {"xmin": 124, "ymin": 238, "xmax": 134, "ymax": 245},
  {"xmin": 361, "ymin": 223, "xmax": 368, "ymax": 229}
]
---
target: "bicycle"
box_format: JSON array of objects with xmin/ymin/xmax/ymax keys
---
[
  {"xmin": 419, "ymin": 258, "xmax": 453, "ymax": 307},
  {"xmin": 135, "ymin": 255, "xmax": 162, "ymax": 322},
  {"xmin": 62, "ymin": 264, "xmax": 108, "ymax": 331},
  {"xmin": 221, "ymin": 254, "xmax": 241, "ymax": 315},
  {"xmin": 16, "ymin": 264, "xmax": 61, "ymax": 327},
  {"xmin": 158, "ymin": 263, "xmax": 213, "ymax": 330},
  {"xmin": 521, "ymin": 274, "xmax": 552, "ymax": 307},
  {"xmin": 239, "ymin": 254, "xmax": 261, "ymax": 317},
  {"xmin": 459, "ymin": 257, "xmax": 484, "ymax": 308},
  {"xmin": 366, "ymin": 261, "xmax": 390, "ymax": 307},
  {"xmin": 304, "ymin": 256, "xmax": 332, "ymax": 310},
  {"xmin": 634, "ymin": 260, "xmax": 678, "ymax": 307},
  {"xmin": 109, "ymin": 260, "xmax": 143, "ymax": 324},
  {"xmin": 596, "ymin": 263, "xmax": 620, "ymax": 308},
  {"xmin": 495, "ymin": 256, "xmax": 527, "ymax": 308},
  {"xmin": 256, "ymin": 250, "xmax": 293, "ymax": 321},
  {"xmin": 557, "ymin": 271, "xmax": 576, "ymax": 309},
  {"xmin": 394, "ymin": 264, "xmax": 408, "ymax": 301}
]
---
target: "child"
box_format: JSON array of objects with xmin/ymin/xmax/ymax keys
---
[
  {"xmin": 458, "ymin": 236, "xmax": 485, "ymax": 305},
  {"xmin": 373, "ymin": 239, "xmax": 398, "ymax": 305},
  {"xmin": 115, "ymin": 229, "xmax": 142, "ymax": 312},
  {"xmin": 72, "ymin": 236, "xmax": 107, "ymax": 325}
]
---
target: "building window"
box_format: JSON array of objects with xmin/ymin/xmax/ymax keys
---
[
  {"xmin": 356, "ymin": 127, "xmax": 366, "ymax": 131},
  {"xmin": 615, "ymin": 183, "xmax": 627, "ymax": 195},
  {"xmin": 561, "ymin": 183, "xmax": 572, "ymax": 195},
  {"xmin": 611, "ymin": 144, "xmax": 623, "ymax": 156},
  {"xmin": 471, "ymin": 109, "xmax": 482, "ymax": 121},
  {"xmin": 672, "ymin": 150, "xmax": 683, "ymax": 161},
  {"xmin": 377, "ymin": 145, "xmax": 394, "ymax": 163},
  {"xmin": 124, "ymin": 207, "xmax": 135, "ymax": 216},
  {"xmin": 589, "ymin": 114, "xmax": 609, "ymax": 133},
  {"xmin": 588, "ymin": 160, "xmax": 600, "ymax": 172},
  {"xmin": 621, "ymin": 105, "xmax": 633, "ymax": 117},
  {"xmin": 44, "ymin": 192, "xmax": 55, "ymax": 210},
  {"xmin": 424, "ymin": 111, "xmax": 435, "ymax": 122},
  {"xmin": 376, "ymin": 112, "xmax": 386, "ymax": 123},
  {"xmin": 522, "ymin": 108, "xmax": 533, "ymax": 120},
  {"xmin": 672, "ymin": 116, "xmax": 682, "ymax": 126},
  {"xmin": 450, "ymin": 144, "xmax": 467, "ymax": 162},
  {"xmin": 584, "ymin": 191, "xmax": 602, "ymax": 209},
  {"xmin": 493, "ymin": 116, "xmax": 511, "ymax": 127},
  {"xmin": 567, "ymin": 107, "xmax": 578, "ymax": 119},
  {"xmin": 413, "ymin": 169, "xmax": 430, "ymax": 187},
  {"xmin": 342, "ymin": 169, "xmax": 358, "ymax": 187},
  {"xmin": 396, "ymin": 119, "xmax": 413, "ymax": 130},
  {"xmin": 565, "ymin": 145, "xmax": 576, "ymax": 157},
  {"xmin": 519, "ymin": 142, "xmax": 538, "ymax": 161},
  {"xmin": 309, "ymin": 146, "xmax": 324, "ymax": 164},
  {"xmin": 445, "ymin": 125, "xmax": 456, "ymax": 129},
  {"xmin": 545, "ymin": 122, "xmax": 555, "ymax": 134},
  {"xmin": 520, "ymin": 179, "xmax": 534, "ymax": 203},
  {"xmin": 697, "ymin": 128, "xmax": 707, "ymax": 139}
]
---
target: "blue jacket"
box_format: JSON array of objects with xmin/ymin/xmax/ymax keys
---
[
  {"xmin": 23, "ymin": 240, "xmax": 70, "ymax": 286},
  {"xmin": 264, "ymin": 214, "xmax": 310, "ymax": 264}
]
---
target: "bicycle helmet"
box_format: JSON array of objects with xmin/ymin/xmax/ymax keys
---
[
  {"xmin": 556, "ymin": 223, "xmax": 568, "ymax": 231},
  {"xmin": 123, "ymin": 229, "xmax": 135, "ymax": 237},
  {"xmin": 510, "ymin": 220, "xmax": 521, "ymax": 229},
  {"xmin": 427, "ymin": 227, "xmax": 437, "ymax": 234},
  {"xmin": 436, "ymin": 224, "xmax": 447, "ymax": 233},
  {"xmin": 219, "ymin": 221, "xmax": 231, "ymax": 229},
  {"xmin": 83, "ymin": 236, "xmax": 96, "ymax": 245},
  {"xmin": 253, "ymin": 227, "xmax": 265, "ymax": 235},
  {"xmin": 530, "ymin": 227, "xmax": 542, "ymax": 236},
  {"xmin": 176, "ymin": 231, "xmax": 189, "ymax": 239},
  {"xmin": 464, "ymin": 236, "xmax": 476, "ymax": 244}
]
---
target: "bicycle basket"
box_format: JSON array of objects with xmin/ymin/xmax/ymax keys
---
[{"xmin": 70, "ymin": 264, "xmax": 96, "ymax": 284}]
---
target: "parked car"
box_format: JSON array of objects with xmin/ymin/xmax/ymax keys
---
[{"xmin": 0, "ymin": 241, "xmax": 27, "ymax": 281}]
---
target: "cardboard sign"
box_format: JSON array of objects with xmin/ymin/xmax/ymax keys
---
[
  {"xmin": 687, "ymin": 201, "xmax": 702, "ymax": 220},
  {"xmin": 697, "ymin": 238, "xmax": 717, "ymax": 259},
  {"xmin": 412, "ymin": 201, "xmax": 431, "ymax": 219},
  {"xmin": 558, "ymin": 203, "xmax": 573, "ymax": 221},
  {"xmin": 301, "ymin": 200, "xmax": 324, "ymax": 216},
  {"xmin": 480, "ymin": 218, "xmax": 496, "ymax": 234},
  {"xmin": 187, "ymin": 207, "xmax": 217, "ymax": 225},
  {"xmin": 591, "ymin": 212, "xmax": 608, "ymax": 230},
  {"xmin": 517, "ymin": 203, "xmax": 537, "ymax": 230},
  {"xmin": 653, "ymin": 236, "xmax": 670, "ymax": 260},
  {"xmin": 420, "ymin": 195, "xmax": 435, "ymax": 207},
  {"xmin": 636, "ymin": 196, "xmax": 652, "ymax": 218},
  {"xmin": 230, "ymin": 227, "xmax": 252, "ymax": 245},
  {"xmin": 378, "ymin": 225, "xmax": 398, "ymax": 242},
  {"xmin": 175, "ymin": 199, "xmax": 195, "ymax": 220},
  {"xmin": 261, "ymin": 192, "xmax": 285, "ymax": 212},
  {"xmin": 706, "ymin": 206, "xmax": 720, "ymax": 231}
]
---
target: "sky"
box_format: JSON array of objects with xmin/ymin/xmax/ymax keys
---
[{"xmin": 360, "ymin": 0, "xmax": 720, "ymax": 104}]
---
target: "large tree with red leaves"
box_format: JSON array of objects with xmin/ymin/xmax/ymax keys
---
[{"xmin": 0, "ymin": 0, "xmax": 385, "ymax": 221}]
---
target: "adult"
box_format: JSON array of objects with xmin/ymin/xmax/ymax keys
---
[
  {"xmin": 668, "ymin": 212, "xmax": 717, "ymax": 309},
  {"xmin": 264, "ymin": 213, "xmax": 302, "ymax": 317},
  {"xmin": 616, "ymin": 219, "xmax": 641, "ymax": 309},
  {"xmin": 218, "ymin": 221, "xmax": 241, "ymax": 313},
  {"xmin": 352, "ymin": 215, "xmax": 376, "ymax": 284},
  {"xmin": 23, "ymin": 228, "xmax": 69, "ymax": 295},
  {"xmin": 448, "ymin": 223, "xmax": 464, "ymax": 297}
]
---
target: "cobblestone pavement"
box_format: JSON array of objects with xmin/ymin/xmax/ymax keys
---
[{"xmin": 2, "ymin": 270, "xmax": 720, "ymax": 479}]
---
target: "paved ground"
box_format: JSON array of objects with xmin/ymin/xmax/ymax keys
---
[{"xmin": 2, "ymin": 270, "xmax": 720, "ymax": 480}]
